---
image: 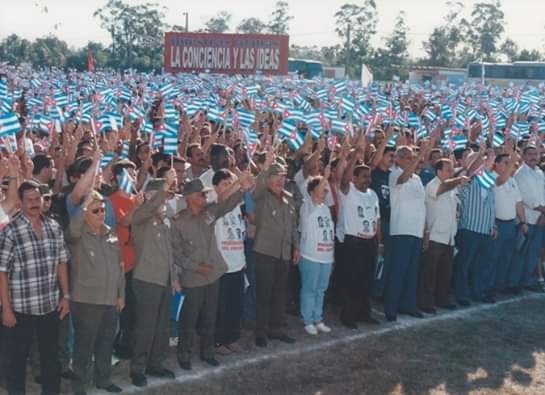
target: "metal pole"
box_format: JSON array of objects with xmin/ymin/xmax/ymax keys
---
[
  {"xmin": 183, "ymin": 12, "xmax": 189, "ymax": 32},
  {"xmin": 346, "ymin": 24, "xmax": 351, "ymax": 78}
]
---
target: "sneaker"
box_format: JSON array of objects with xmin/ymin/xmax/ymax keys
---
[
  {"xmin": 169, "ymin": 337, "xmax": 179, "ymax": 347},
  {"xmin": 315, "ymin": 322, "xmax": 331, "ymax": 333},
  {"xmin": 304, "ymin": 324, "xmax": 318, "ymax": 335}
]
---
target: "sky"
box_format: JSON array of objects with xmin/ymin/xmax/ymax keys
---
[{"xmin": 1, "ymin": 0, "xmax": 544, "ymax": 58}]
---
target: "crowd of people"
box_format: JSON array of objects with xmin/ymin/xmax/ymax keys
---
[{"xmin": 0, "ymin": 63, "xmax": 545, "ymax": 395}]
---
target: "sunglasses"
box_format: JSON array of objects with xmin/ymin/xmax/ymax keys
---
[{"xmin": 91, "ymin": 206, "xmax": 106, "ymax": 215}]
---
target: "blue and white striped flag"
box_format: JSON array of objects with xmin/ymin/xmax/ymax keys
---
[
  {"xmin": 0, "ymin": 79, "xmax": 7, "ymax": 99},
  {"xmin": 118, "ymin": 168, "xmax": 135, "ymax": 195},
  {"xmin": 0, "ymin": 113, "xmax": 21, "ymax": 136},
  {"xmin": 475, "ymin": 167, "xmax": 497, "ymax": 189},
  {"xmin": 100, "ymin": 152, "xmax": 116, "ymax": 169}
]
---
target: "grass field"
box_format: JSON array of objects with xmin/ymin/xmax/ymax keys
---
[{"xmin": 17, "ymin": 293, "xmax": 545, "ymax": 395}]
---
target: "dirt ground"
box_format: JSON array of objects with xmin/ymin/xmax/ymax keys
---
[{"xmin": 10, "ymin": 293, "xmax": 545, "ymax": 395}]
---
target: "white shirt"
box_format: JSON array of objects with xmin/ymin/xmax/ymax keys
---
[
  {"xmin": 494, "ymin": 177, "xmax": 522, "ymax": 221},
  {"xmin": 299, "ymin": 198, "xmax": 335, "ymax": 263},
  {"xmin": 199, "ymin": 168, "xmax": 218, "ymax": 203},
  {"xmin": 389, "ymin": 166, "xmax": 426, "ymax": 238},
  {"xmin": 339, "ymin": 183, "xmax": 380, "ymax": 239},
  {"xmin": 294, "ymin": 169, "xmax": 335, "ymax": 208},
  {"xmin": 514, "ymin": 163, "xmax": 545, "ymax": 225},
  {"xmin": 425, "ymin": 177, "xmax": 458, "ymax": 246},
  {"xmin": 215, "ymin": 205, "xmax": 246, "ymax": 273}
]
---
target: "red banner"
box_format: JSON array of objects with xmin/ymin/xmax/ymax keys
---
[{"xmin": 164, "ymin": 32, "xmax": 289, "ymax": 75}]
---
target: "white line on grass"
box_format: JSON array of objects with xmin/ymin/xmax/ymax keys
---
[{"xmin": 100, "ymin": 293, "xmax": 545, "ymax": 394}]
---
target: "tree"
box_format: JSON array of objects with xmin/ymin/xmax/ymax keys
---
[
  {"xmin": 516, "ymin": 49, "xmax": 542, "ymax": 61},
  {"xmin": 268, "ymin": 1, "xmax": 293, "ymax": 34},
  {"xmin": 204, "ymin": 11, "xmax": 232, "ymax": 33},
  {"xmin": 237, "ymin": 17, "xmax": 267, "ymax": 34},
  {"xmin": 0, "ymin": 34, "xmax": 32, "ymax": 65},
  {"xmin": 499, "ymin": 39, "xmax": 519, "ymax": 62},
  {"xmin": 65, "ymin": 42, "xmax": 109, "ymax": 71},
  {"xmin": 94, "ymin": 0, "xmax": 167, "ymax": 71},
  {"xmin": 334, "ymin": 1, "xmax": 378, "ymax": 78},
  {"xmin": 465, "ymin": 1, "xmax": 505, "ymax": 61},
  {"xmin": 372, "ymin": 11, "xmax": 410, "ymax": 81},
  {"xmin": 30, "ymin": 36, "xmax": 71, "ymax": 68}
]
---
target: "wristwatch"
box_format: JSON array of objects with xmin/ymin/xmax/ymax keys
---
[{"xmin": 62, "ymin": 294, "xmax": 71, "ymax": 300}]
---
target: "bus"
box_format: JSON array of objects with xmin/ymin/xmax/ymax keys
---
[
  {"xmin": 467, "ymin": 62, "xmax": 545, "ymax": 85},
  {"xmin": 288, "ymin": 58, "xmax": 323, "ymax": 79}
]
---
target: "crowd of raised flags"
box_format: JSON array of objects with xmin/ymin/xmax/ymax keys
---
[{"xmin": 1, "ymin": 60, "xmax": 545, "ymax": 393}]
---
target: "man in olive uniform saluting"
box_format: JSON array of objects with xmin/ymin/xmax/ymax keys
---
[
  {"xmin": 253, "ymin": 148, "xmax": 300, "ymax": 348},
  {"xmin": 171, "ymin": 172, "xmax": 255, "ymax": 370}
]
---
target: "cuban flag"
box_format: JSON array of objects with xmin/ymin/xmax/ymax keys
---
[
  {"xmin": 283, "ymin": 108, "xmax": 305, "ymax": 123},
  {"xmin": 330, "ymin": 119, "xmax": 352, "ymax": 136},
  {"xmin": 0, "ymin": 113, "xmax": 21, "ymax": 136},
  {"xmin": 118, "ymin": 168, "xmax": 135, "ymax": 195},
  {"xmin": 475, "ymin": 167, "xmax": 497, "ymax": 189},
  {"xmin": 159, "ymin": 83, "xmax": 176, "ymax": 98},
  {"xmin": 53, "ymin": 92, "xmax": 69, "ymax": 107},
  {"xmin": 492, "ymin": 133, "xmax": 505, "ymax": 147},
  {"xmin": 128, "ymin": 105, "xmax": 146, "ymax": 122},
  {"xmin": 441, "ymin": 104, "xmax": 452, "ymax": 120},
  {"xmin": 120, "ymin": 141, "xmax": 130, "ymax": 159},
  {"xmin": 100, "ymin": 152, "xmax": 116, "ymax": 169},
  {"xmin": 415, "ymin": 126, "xmax": 428, "ymax": 141},
  {"xmin": 408, "ymin": 112, "xmax": 420, "ymax": 128},
  {"xmin": 0, "ymin": 79, "xmax": 7, "ymax": 99},
  {"xmin": 237, "ymin": 109, "xmax": 256, "ymax": 128},
  {"xmin": 422, "ymin": 107, "xmax": 437, "ymax": 122},
  {"xmin": 277, "ymin": 121, "xmax": 303, "ymax": 151},
  {"xmin": 161, "ymin": 130, "xmax": 178, "ymax": 155}
]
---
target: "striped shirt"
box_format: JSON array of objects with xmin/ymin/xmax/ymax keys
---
[
  {"xmin": 0, "ymin": 212, "xmax": 69, "ymax": 315},
  {"xmin": 458, "ymin": 179, "xmax": 495, "ymax": 235}
]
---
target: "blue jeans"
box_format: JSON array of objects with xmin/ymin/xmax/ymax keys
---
[
  {"xmin": 491, "ymin": 220, "xmax": 517, "ymax": 291},
  {"xmin": 242, "ymin": 238, "xmax": 256, "ymax": 321},
  {"xmin": 509, "ymin": 224, "xmax": 543, "ymax": 288},
  {"xmin": 455, "ymin": 229, "xmax": 491, "ymax": 302},
  {"xmin": 383, "ymin": 235, "xmax": 422, "ymax": 319},
  {"xmin": 298, "ymin": 258, "xmax": 332, "ymax": 326}
]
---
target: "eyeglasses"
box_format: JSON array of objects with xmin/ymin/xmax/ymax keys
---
[{"xmin": 91, "ymin": 206, "xmax": 106, "ymax": 215}]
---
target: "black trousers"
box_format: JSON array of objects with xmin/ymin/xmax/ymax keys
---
[
  {"xmin": 418, "ymin": 241, "xmax": 454, "ymax": 309},
  {"xmin": 4, "ymin": 311, "xmax": 60, "ymax": 395},
  {"xmin": 338, "ymin": 236, "xmax": 377, "ymax": 325},
  {"xmin": 215, "ymin": 270, "xmax": 244, "ymax": 346},
  {"xmin": 114, "ymin": 271, "xmax": 135, "ymax": 358},
  {"xmin": 177, "ymin": 281, "xmax": 220, "ymax": 362},
  {"xmin": 255, "ymin": 252, "xmax": 289, "ymax": 338}
]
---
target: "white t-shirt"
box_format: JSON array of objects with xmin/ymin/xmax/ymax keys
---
[
  {"xmin": 389, "ymin": 166, "xmax": 426, "ymax": 238},
  {"xmin": 339, "ymin": 183, "xmax": 380, "ymax": 239},
  {"xmin": 215, "ymin": 205, "xmax": 246, "ymax": 273},
  {"xmin": 294, "ymin": 169, "xmax": 335, "ymax": 208},
  {"xmin": 425, "ymin": 177, "xmax": 458, "ymax": 246},
  {"xmin": 299, "ymin": 199, "xmax": 335, "ymax": 263},
  {"xmin": 515, "ymin": 163, "xmax": 545, "ymax": 225},
  {"xmin": 494, "ymin": 177, "xmax": 522, "ymax": 221},
  {"xmin": 199, "ymin": 168, "xmax": 218, "ymax": 203}
]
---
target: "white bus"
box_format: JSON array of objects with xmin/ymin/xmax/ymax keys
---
[{"xmin": 467, "ymin": 62, "xmax": 545, "ymax": 86}]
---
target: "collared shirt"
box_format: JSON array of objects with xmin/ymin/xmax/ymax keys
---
[
  {"xmin": 425, "ymin": 177, "xmax": 458, "ymax": 246},
  {"xmin": 514, "ymin": 163, "xmax": 545, "ymax": 225},
  {"xmin": 389, "ymin": 166, "xmax": 426, "ymax": 238},
  {"xmin": 458, "ymin": 179, "xmax": 495, "ymax": 235},
  {"xmin": 494, "ymin": 177, "xmax": 522, "ymax": 221},
  {"xmin": 0, "ymin": 212, "xmax": 69, "ymax": 315}
]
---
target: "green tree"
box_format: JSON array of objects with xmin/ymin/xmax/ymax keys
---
[
  {"xmin": 372, "ymin": 11, "xmax": 410, "ymax": 80},
  {"xmin": 268, "ymin": 1, "xmax": 293, "ymax": 34},
  {"xmin": 465, "ymin": 1, "xmax": 505, "ymax": 61},
  {"xmin": 0, "ymin": 34, "xmax": 33, "ymax": 65},
  {"xmin": 237, "ymin": 17, "xmax": 267, "ymax": 33},
  {"xmin": 204, "ymin": 11, "xmax": 232, "ymax": 33},
  {"xmin": 94, "ymin": 0, "xmax": 167, "ymax": 71},
  {"xmin": 30, "ymin": 36, "xmax": 71, "ymax": 68},
  {"xmin": 499, "ymin": 39, "xmax": 519, "ymax": 62},
  {"xmin": 65, "ymin": 42, "xmax": 109, "ymax": 71},
  {"xmin": 334, "ymin": 1, "xmax": 378, "ymax": 78},
  {"xmin": 516, "ymin": 49, "xmax": 542, "ymax": 61}
]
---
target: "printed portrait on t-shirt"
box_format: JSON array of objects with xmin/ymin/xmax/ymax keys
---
[
  {"xmin": 363, "ymin": 220, "xmax": 370, "ymax": 233},
  {"xmin": 322, "ymin": 230, "xmax": 328, "ymax": 242},
  {"xmin": 238, "ymin": 213, "xmax": 242, "ymax": 224},
  {"xmin": 242, "ymin": 230, "xmax": 246, "ymax": 240},
  {"xmin": 228, "ymin": 228, "xmax": 235, "ymax": 240},
  {"xmin": 236, "ymin": 228, "xmax": 241, "ymax": 239},
  {"xmin": 229, "ymin": 214, "xmax": 236, "ymax": 225},
  {"xmin": 222, "ymin": 216, "xmax": 229, "ymax": 226},
  {"xmin": 318, "ymin": 216, "xmax": 324, "ymax": 228},
  {"xmin": 357, "ymin": 206, "xmax": 364, "ymax": 218},
  {"xmin": 381, "ymin": 185, "xmax": 390, "ymax": 200},
  {"xmin": 324, "ymin": 217, "xmax": 330, "ymax": 228},
  {"xmin": 329, "ymin": 229, "xmax": 334, "ymax": 241},
  {"xmin": 372, "ymin": 220, "xmax": 376, "ymax": 233}
]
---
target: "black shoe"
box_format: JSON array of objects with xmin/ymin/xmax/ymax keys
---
[
  {"xmin": 401, "ymin": 310, "xmax": 424, "ymax": 319},
  {"xmin": 178, "ymin": 360, "xmax": 192, "ymax": 371},
  {"xmin": 385, "ymin": 315, "xmax": 397, "ymax": 322},
  {"xmin": 268, "ymin": 333, "xmax": 296, "ymax": 344},
  {"xmin": 145, "ymin": 368, "xmax": 175, "ymax": 379},
  {"xmin": 200, "ymin": 356, "xmax": 220, "ymax": 367},
  {"xmin": 481, "ymin": 296, "xmax": 496, "ymax": 304},
  {"xmin": 359, "ymin": 316, "xmax": 380, "ymax": 325},
  {"xmin": 457, "ymin": 300, "xmax": 471, "ymax": 307},
  {"xmin": 96, "ymin": 384, "xmax": 123, "ymax": 393},
  {"xmin": 130, "ymin": 373, "xmax": 147, "ymax": 387},
  {"xmin": 437, "ymin": 303, "xmax": 457, "ymax": 310},
  {"xmin": 255, "ymin": 336, "xmax": 267, "ymax": 347},
  {"xmin": 61, "ymin": 370, "xmax": 77, "ymax": 380},
  {"xmin": 340, "ymin": 319, "xmax": 358, "ymax": 329},
  {"xmin": 420, "ymin": 307, "xmax": 436, "ymax": 315}
]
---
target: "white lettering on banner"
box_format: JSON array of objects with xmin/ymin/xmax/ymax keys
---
[
  {"xmin": 240, "ymin": 48, "xmax": 255, "ymax": 70},
  {"xmin": 256, "ymin": 48, "xmax": 280, "ymax": 71}
]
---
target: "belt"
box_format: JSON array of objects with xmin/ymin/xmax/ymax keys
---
[{"xmin": 495, "ymin": 218, "xmax": 516, "ymax": 223}]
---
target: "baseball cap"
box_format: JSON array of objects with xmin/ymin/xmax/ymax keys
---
[{"xmin": 183, "ymin": 179, "xmax": 212, "ymax": 195}]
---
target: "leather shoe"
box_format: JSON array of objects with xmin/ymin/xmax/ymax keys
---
[
  {"xmin": 255, "ymin": 337, "xmax": 267, "ymax": 347},
  {"xmin": 178, "ymin": 360, "xmax": 192, "ymax": 371},
  {"xmin": 401, "ymin": 311, "xmax": 424, "ymax": 319},
  {"xmin": 268, "ymin": 333, "xmax": 296, "ymax": 344},
  {"xmin": 360, "ymin": 316, "xmax": 380, "ymax": 325},
  {"xmin": 96, "ymin": 384, "xmax": 122, "ymax": 393},
  {"xmin": 130, "ymin": 373, "xmax": 147, "ymax": 387},
  {"xmin": 340, "ymin": 320, "xmax": 358, "ymax": 329},
  {"xmin": 146, "ymin": 368, "xmax": 175, "ymax": 379},
  {"xmin": 420, "ymin": 307, "xmax": 436, "ymax": 315},
  {"xmin": 437, "ymin": 303, "xmax": 457, "ymax": 310},
  {"xmin": 200, "ymin": 356, "xmax": 220, "ymax": 367}
]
